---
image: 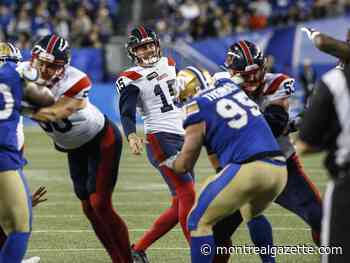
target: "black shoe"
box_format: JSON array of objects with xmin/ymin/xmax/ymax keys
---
[{"xmin": 131, "ymin": 245, "xmax": 150, "ymax": 263}]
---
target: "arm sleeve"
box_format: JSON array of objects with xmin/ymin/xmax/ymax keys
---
[
  {"xmin": 183, "ymin": 100, "xmax": 204, "ymax": 129},
  {"xmin": 118, "ymin": 84, "xmax": 140, "ymax": 137},
  {"xmin": 263, "ymin": 104, "xmax": 289, "ymax": 137},
  {"xmin": 299, "ymin": 81, "xmax": 334, "ymax": 147}
]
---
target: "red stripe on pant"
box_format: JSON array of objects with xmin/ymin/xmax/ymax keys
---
[
  {"xmin": 96, "ymin": 123, "xmax": 118, "ymax": 193},
  {"xmin": 291, "ymin": 153, "xmax": 322, "ymax": 203},
  {"xmin": 89, "ymin": 123, "xmax": 132, "ymax": 262},
  {"xmin": 146, "ymin": 133, "xmax": 195, "ymax": 243},
  {"xmin": 147, "ymin": 133, "xmax": 192, "ymax": 189}
]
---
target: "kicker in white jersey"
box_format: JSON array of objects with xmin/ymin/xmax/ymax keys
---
[{"xmin": 116, "ymin": 56, "xmax": 184, "ymax": 135}]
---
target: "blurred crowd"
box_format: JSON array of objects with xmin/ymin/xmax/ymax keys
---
[
  {"xmin": 154, "ymin": 0, "xmax": 350, "ymax": 42},
  {"xmin": 0, "ymin": 0, "xmax": 119, "ymax": 48}
]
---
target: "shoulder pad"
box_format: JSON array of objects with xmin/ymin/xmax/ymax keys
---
[
  {"xmin": 167, "ymin": 57, "xmax": 176, "ymax": 66},
  {"xmin": 116, "ymin": 70, "xmax": 143, "ymax": 93},
  {"xmin": 264, "ymin": 73, "xmax": 295, "ymax": 101},
  {"xmin": 264, "ymin": 73, "xmax": 293, "ymax": 95}
]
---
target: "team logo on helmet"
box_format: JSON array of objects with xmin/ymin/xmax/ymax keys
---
[{"xmin": 126, "ymin": 26, "xmax": 161, "ymax": 67}]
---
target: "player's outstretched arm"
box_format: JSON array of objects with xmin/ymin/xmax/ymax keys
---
[
  {"xmin": 302, "ymin": 27, "xmax": 350, "ymax": 61},
  {"xmin": 23, "ymin": 82, "xmax": 55, "ymax": 108},
  {"xmin": 32, "ymin": 96, "xmax": 85, "ymax": 122}
]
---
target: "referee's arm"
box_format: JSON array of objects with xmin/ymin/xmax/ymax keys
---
[{"xmin": 297, "ymin": 81, "xmax": 334, "ymax": 155}]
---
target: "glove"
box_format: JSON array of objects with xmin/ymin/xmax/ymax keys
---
[
  {"xmin": 301, "ymin": 27, "xmax": 321, "ymax": 44},
  {"xmin": 160, "ymin": 154, "xmax": 178, "ymax": 169}
]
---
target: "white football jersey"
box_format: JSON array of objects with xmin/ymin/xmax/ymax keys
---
[
  {"xmin": 214, "ymin": 71, "xmax": 296, "ymax": 158},
  {"xmin": 259, "ymin": 73, "xmax": 296, "ymax": 158},
  {"xmin": 117, "ymin": 57, "xmax": 184, "ymax": 135},
  {"xmin": 21, "ymin": 62, "xmax": 105, "ymax": 150}
]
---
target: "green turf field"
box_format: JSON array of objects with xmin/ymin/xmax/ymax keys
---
[{"xmin": 23, "ymin": 128, "xmax": 328, "ymax": 263}]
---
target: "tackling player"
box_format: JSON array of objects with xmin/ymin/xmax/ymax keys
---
[
  {"xmin": 0, "ymin": 42, "xmax": 54, "ymax": 263},
  {"xmin": 211, "ymin": 40, "xmax": 322, "ymax": 262},
  {"xmin": 116, "ymin": 26, "xmax": 195, "ymax": 262},
  {"xmin": 27, "ymin": 34, "xmax": 132, "ymax": 263},
  {"xmin": 162, "ymin": 67, "xmax": 287, "ymax": 263}
]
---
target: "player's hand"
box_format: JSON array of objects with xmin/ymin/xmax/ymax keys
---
[
  {"xmin": 301, "ymin": 27, "xmax": 320, "ymax": 43},
  {"xmin": 128, "ymin": 133, "xmax": 144, "ymax": 155},
  {"xmin": 159, "ymin": 154, "xmax": 178, "ymax": 169},
  {"xmin": 31, "ymin": 107, "xmax": 54, "ymax": 122},
  {"xmin": 32, "ymin": 186, "xmax": 48, "ymax": 208}
]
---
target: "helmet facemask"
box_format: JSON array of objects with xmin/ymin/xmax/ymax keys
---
[
  {"xmin": 30, "ymin": 35, "xmax": 71, "ymax": 86},
  {"xmin": 126, "ymin": 26, "xmax": 161, "ymax": 67},
  {"xmin": 31, "ymin": 49, "xmax": 66, "ymax": 86},
  {"xmin": 225, "ymin": 52, "xmax": 267, "ymax": 94},
  {"xmin": 0, "ymin": 42, "xmax": 22, "ymax": 65},
  {"xmin": 129, "ymin": 40, "xmax": 161, "ymax": 67}
]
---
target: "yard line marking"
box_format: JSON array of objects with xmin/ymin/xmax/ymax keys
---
[
  {"xmin": 34, "ymin": 213, "xmax": 303, "ymax": 218},
  {"xmin": 32, "ymin": 227, "xmax": 311, "ymax": 234},
  {"xmin": 39, "ymin": 201, "xmax": 324, "ymax": 207}
]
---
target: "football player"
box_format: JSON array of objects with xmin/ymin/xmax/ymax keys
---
[
  {"xmin": 211, "ymin": 40, "xmax": 323, "ymax": 262},
  {"xmin": 161, "ymin": 66, "xmax": 287, "ymax": 263},
  {"xmin": 0, "ymin": 186, "xmax": 48, "ymax": 263},
  {"xmin": 0, "ymin": 42, "xmax": 54, "ymax": 263},
  {"xmin": 116, "ymin": 26, "xmax": 195, "ymax": 262},
  {"xmin": 27, "ymin": 34, "xmax": 132, "ymax": 263}
]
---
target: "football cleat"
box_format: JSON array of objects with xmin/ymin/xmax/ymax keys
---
[
  {"xmin": 131, "ymin": 245, "xmax": 150, "ymax": 263},
  {"xmin": 22, "ymin": 256, "xmax": 41, "ymax": 263}
]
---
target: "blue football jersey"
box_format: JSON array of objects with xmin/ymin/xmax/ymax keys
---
[
  {"xmin": 183, "ymin": 78, "xmax": 282, "ymax": 167},
  {"xmin": 0, "ymin": 62, "xmax": 26, "ymax": 171}
]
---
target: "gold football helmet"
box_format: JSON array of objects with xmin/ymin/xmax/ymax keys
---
[
  {"xmin": 0, "ymin": 42, "xmax": 22, "ymax": 64},
  {"xmin": 177, "ymin": 66, "xmax": 213, "ymax": 103}
]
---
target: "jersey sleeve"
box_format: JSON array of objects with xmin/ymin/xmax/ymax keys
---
[
  {"xmin": 63, "ymin": 76, "xmax": 91, "ymax": 99},
  {"xmin": 183, "ymin": 100, "xmax": 204, "ymax": 129},
  {"xmin": 115, "ymin": 71, "xmax": 143, "ymax": 94},
  {"xmin": 117, "ymin": 80, "xmax": 140, "ymax": 137},
  {"xmin": 264, "ymin": 75, "xmax": 295, "ymax": 101}
]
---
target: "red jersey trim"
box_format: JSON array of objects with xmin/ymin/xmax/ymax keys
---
[
  {"xmin": 119, "ymin": 71, "xmax": 142, "ymax": 81},
  {"xmin": 167, "ymin": 57, "xmax": 176, "ymax": 66},
  {"xmin": 265, "ymin": 74, "xmax": 289, "ymax": 95},
  {"xmin": 64, "ymin": 76, "xmax": 91, "ymax": 97}
]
